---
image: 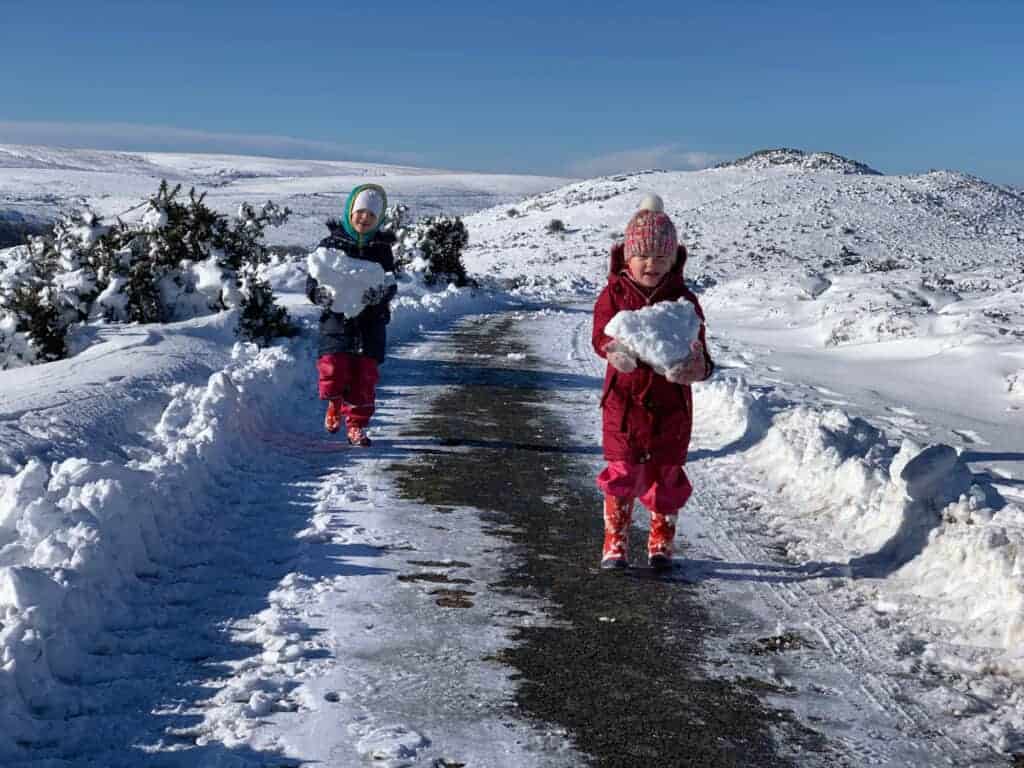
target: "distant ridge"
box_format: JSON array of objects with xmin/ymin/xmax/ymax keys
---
[{"xmin": 718, "ymin": 148, "xmax": 882, "ymax": 176}]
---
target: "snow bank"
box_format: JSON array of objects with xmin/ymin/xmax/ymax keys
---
[
  {"xmin": 605, "ymin": 298, "xmax": 702, "ymax": 373},
  {"xmin": 0, "ymin": 341, "xmax": 303, "ymax": 755},
  {"xmin": 696, "ymin": 374, "xmax": 1024, "ymax": 656},
  {"xmin": 0, "ymin": 259, "xmax": 508, "ymax": 758}
]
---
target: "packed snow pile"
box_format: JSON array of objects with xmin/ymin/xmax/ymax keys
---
[
  {"xmin": 306, "ymin": 247, "xmax": 397, "ymax": 316},
  {"xmin": 0, "ymin": 339, "xmax": 302, "ymax": 755},
  {"xmin": 604, "ymin": 298, "xmax": 702, "ymax": 373},
  {"xmin": 695, "ymin": 374, "xmax": 1024, "ymax": 658}
]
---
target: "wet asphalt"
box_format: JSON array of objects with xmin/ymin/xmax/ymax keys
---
[{"xmin": 388, "ymin": 313, "xmax": 809, "ymax": 768}]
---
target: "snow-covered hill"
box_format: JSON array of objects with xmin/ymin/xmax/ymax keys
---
[
  {"xmin": 462, "ymin": 154, "xmax": 1024, "ymax": 473},
  {"xmin": 0, "ymin": 144, "xmax": 567, "ymax": 247}
]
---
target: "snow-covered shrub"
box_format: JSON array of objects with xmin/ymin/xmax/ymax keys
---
[
  {"xmin": 379, "ymin": 203, "xmax": 409, "ymax": 236},
  {"xmin": 381, "ymin": 203, "xmax": 412, "ymax": 270},
  {"xmin": 0, "ymin": 181, "xmax": 295, "ymax": 368},
  {"xmin": 0, "ymin": 241, "xmax": 68, "ymax": 364},
  {"xmin": 546, "ymin": 218, "xmax": 566, "ymax": 234},
  {"xmin": 408, "ymin": 215, "xmax": 470, "ymax": 287},
  {"xmin": 219, "ymin": 199, "xmax": 295, "ymax": 344},
  {"xmin": 0, "ymin": 309, "xmax": 36, "ymax": 369},
  {"xmin": 237, "ymin": 267, "xmax": 296, "ymax": 345},
  {"xmin": 0, "ymin": 207, "xmax": 129, "ymax": 365}
]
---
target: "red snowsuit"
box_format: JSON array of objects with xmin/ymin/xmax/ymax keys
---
[
  {"xmin": 592, "ymin": 243, "xmax": 714, "ymax": 560},
  {"xmin": 317, "ymin": 353, "xmax": 379, "ymax": 428}
]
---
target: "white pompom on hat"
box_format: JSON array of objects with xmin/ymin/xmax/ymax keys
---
[
  {"xmin": 639, "ymin": 193, "xmax": 664, "ymax": 213},
  {"xmin": 351, "ymin": 188, "xmax": 385, "ymax": 218}
]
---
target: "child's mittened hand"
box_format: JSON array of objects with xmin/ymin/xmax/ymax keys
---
[
  {"xmin": 315, "ymin": 285, "xmax": 334, "ymax": 307},
  {"xmin": 604, "ymin": 340, "xmax": 638, "ymax": 373},
  {"xmin": 666, "ymin": 340, "xmax": 708, "ymax": 384},
  {"xmin": 362, "ymin": 285, "xmax": 384, "ymax": 306}
]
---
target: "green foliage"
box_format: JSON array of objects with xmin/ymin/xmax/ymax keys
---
[
  {"xmin": 237, "ymin": 269, "xmax": 297, "ymax": 345},
  {"xmin": 0, "ymin": 179, "xmax": 296, "ymax": 367},
  {"xmin": 10, "ymin": 283, "xmax": 65, "ymax": 362},
  {"xmin": 416, "ymin": 215, "xmax": 470, "ymax": 286}
]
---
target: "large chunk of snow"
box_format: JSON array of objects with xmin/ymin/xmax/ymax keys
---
[
  {"xmin": 306, "ymin": 247, "xmax": 396, "ymax": 317},
  {"xmin": 605, "ymin": 298, "xmax": 702, "ymax": 373}
]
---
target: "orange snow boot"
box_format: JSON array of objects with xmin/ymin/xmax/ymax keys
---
[
  {"xmin": 324, "ymin": 400, "xmax": 342, "ymax": 433},
  {"xmin": 346, "ymin": 424, "xmax": 372, "ymax": 447},
  {"xmin": 648, "ymin": 510, "xmax": 678, "ymax": 571},
  {"xmin": 601, "ymin": 495, "xmax": 634, "ymax": 570}
]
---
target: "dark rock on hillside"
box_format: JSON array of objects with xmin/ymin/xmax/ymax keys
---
[{"xmin": 719, "ymin": 148, "xmax": 882, "ymax": 176}]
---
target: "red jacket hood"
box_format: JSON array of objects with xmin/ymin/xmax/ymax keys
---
[{"xmin": 609, "ymin": 242, "xmax": 688, "ymax": 277}]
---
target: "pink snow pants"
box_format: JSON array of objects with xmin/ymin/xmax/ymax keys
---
[
  {"xmin": 596, "ymin": 461, "xmax": 693, "ymax": 512},
  {"xmin": 317, "ymin": 353, "xmax": 379, "ymax": 428}
]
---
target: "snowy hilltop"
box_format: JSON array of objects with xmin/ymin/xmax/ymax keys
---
[{"xmin": 716, "ymin": 147, "xmax": 883, "ymax": 175}]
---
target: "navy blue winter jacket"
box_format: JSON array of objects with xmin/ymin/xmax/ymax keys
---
[{"xmin": 306, "ymin": 228, "xmax": 397, "ymax": 362}]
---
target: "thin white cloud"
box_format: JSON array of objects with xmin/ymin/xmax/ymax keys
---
[
  {"xmin": 567, "ymin": 145, "xmax": 721, "ymax": 178},
  {"xmin": 0, "ymin": 120, "xmax": 429, "ymax": 167}
]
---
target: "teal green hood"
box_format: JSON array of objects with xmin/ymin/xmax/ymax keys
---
[{"xmin": 341, "ymin": 183, "xmax": 388, "ymax": 245}]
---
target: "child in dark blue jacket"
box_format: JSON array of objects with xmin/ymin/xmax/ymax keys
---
[{"xmin": 305, "ymin": 183, "xmax": 396, "ymax": 446}]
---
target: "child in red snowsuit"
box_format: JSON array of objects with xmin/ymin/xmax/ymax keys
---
[
  {"xmin": 306, "ymin": 183, "xmax": 397, "ymax": 447},
  {"xmin": 592, "ymin": 196, "xmax": 714, "ymax": 570}
]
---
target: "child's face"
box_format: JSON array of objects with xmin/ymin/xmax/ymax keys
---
[
  {"xmin": 627, "ymin": 252, "xmax": 673, "ymax": 288},
  {"xmin": 350, "ymin": 209, "xmax": 379, "ymax": 234}
]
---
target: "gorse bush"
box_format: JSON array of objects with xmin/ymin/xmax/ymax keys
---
[
  {"xmin": 406, "ymin": 215, "xmax": 470, "ymax": 286},
  {"xmin": 0, "ymin": 180, "xmax": 295, "ymax": 369}
]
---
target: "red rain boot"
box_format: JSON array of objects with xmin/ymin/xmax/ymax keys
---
[
  {"xmin": 346, "ymin": 423, "xmax": 372, "ymax": 447},
  {"xmin": 324, "ymin": 400, "xmax": 342, "ymax": 433},
  {"xmin": 601, "ymin": 495, "xmax": 634, "ymax": 569},
  {"xmin": 648, "ymin": 510, "xmax": 678, "ymax": 571}
]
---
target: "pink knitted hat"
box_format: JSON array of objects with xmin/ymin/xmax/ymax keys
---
[{"xmin": 624, "ymin": 209, "xmax": 678, "ymax": 261}]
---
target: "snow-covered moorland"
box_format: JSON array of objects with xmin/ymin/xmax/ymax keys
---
[
  {"xmin": 0, "ymin": 144, "xmax": 567, "ymax": 248},
  {"xmin": 1, "ymin": 144, "xmax": 1023, "ymax": 764}
]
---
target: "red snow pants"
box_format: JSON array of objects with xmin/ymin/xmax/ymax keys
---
[
  {"xmin": 596, "ymin": 461, "xmax": 693, "ymax": 512},
  {"xmin": 317, "ymin": 353, "xmax": 379, "ymax": 428}
]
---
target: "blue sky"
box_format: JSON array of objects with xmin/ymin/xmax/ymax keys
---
[{"xmin": 1, "ymin": 0, "xmax": 1022, "ymax": 184}]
